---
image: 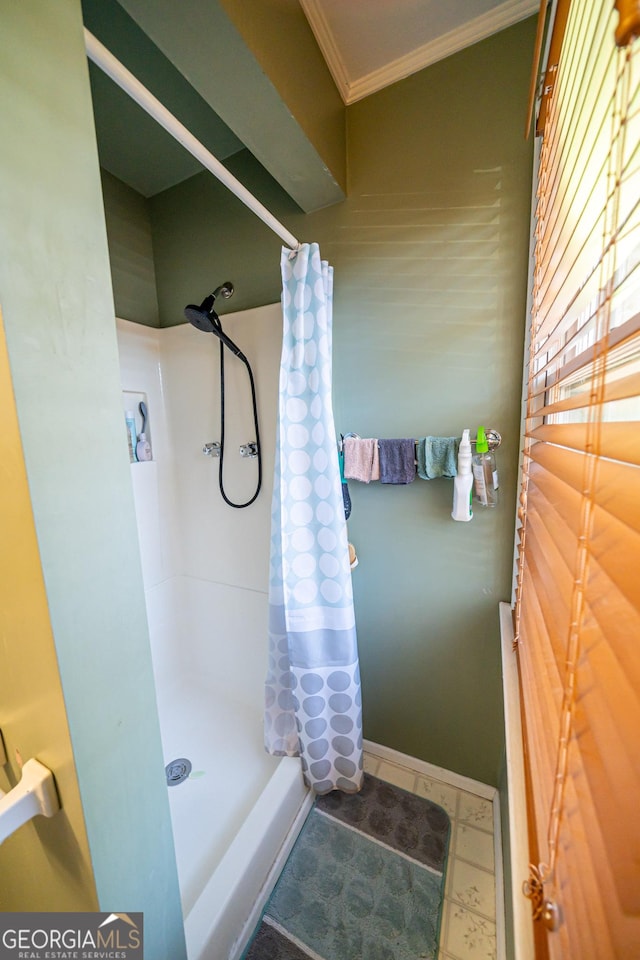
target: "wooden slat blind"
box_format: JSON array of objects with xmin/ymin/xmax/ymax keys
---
[{"xmin": 514, "ymin": 1, "xmax": 640, "ymax": 956}]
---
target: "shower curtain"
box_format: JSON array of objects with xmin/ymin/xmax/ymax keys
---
[{"xmin": 265, "ymin": 243, "xmax": 364, "ymax": 795}]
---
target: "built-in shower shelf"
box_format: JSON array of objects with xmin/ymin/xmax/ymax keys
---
[{"xmin": 122, "ymin": 390, "xmax": 153, "ymax": 462}]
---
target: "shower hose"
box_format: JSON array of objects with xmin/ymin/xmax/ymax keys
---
[{"xmin": 215, "ymin": 317, "xmax": 262, "ymax": 508}]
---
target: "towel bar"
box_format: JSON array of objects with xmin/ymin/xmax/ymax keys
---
[{"xmin": 339, "ymin": 429, "xmax": 502, "ymax": 451}]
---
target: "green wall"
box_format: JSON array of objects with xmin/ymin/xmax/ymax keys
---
[
  {"xmin": 219, "ymin": 0, "xmax": 346, "ymax": 192},
  {"xmin": 333, "ymin": 19, "xmax": 534, "ymax": 787},
  {"xmin": 149, "ymin": 17, "xmax": 535, "ymax": 788},
  {"xmin": 150, "ymin": 149, "xmax": 295, "ymax": 323},
  {"xmin": 117, "ymin": 0, "xmax": 344, "ymax": 211},
  {"xmin": 100, "ymin": 169, "xmax": 160, "ymax": 327},
  {"xmin": 0, "ymin": 3, "xmax": 185, "ymax": 954},
  {"xmin": 83, "ymin": 0, "xmax": 243, "ymax": 199}
]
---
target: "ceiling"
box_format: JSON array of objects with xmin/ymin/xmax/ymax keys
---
[
  {"xmin": 85, "ymin": 0, "xmax": 538, "ymax": 202},
  {"xmin": 301, "ymin": 0, "xmax": 539, "ymax": 103}
]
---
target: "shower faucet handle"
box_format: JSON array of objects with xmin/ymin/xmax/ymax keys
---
[
  {"xmin": 239, "ymin": 442, "xmax": 258, "ymax": 459},
  {"xmin": 203, "ymin": 442, "xmax": 221, "ymax": 457}
]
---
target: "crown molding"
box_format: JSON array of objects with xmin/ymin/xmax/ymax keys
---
[
  {"xmin": 299, "ymin": 0, "xmax": 352, "ymax": 101},
  {"xmin": 301, "ymin": 0, "xmax": 540, "ymax": 105}
]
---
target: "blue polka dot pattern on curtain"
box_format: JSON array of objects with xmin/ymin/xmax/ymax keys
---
[{"xmin": 265, "ymin": 243, "xmax": 364, "ymax": 795}]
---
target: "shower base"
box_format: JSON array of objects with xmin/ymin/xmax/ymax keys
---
[{"xmin": 156, "ymin": 671, "xmax": 310, "ymax": 960}]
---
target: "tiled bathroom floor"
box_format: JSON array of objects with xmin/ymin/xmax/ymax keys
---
[{"xmin": 363, "ymin": 750, "xmax": 500, "ymax": 960}]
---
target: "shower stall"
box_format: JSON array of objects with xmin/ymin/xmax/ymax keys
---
[
  {"xmin": 90, "ymin": 28, "xmax": 317, "ymax": 957},
  {"xmin": 116, "ymin": 305, "xmax": 311, "ymax": 960}
]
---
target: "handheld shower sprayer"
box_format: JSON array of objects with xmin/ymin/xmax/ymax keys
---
[
  {"xmin": 183, "ymin": 282, "xmax": 261, "ymax": 508},
  {"xmin": 184, "ymin": 283, "xmax": 245, "ymax": 359}
]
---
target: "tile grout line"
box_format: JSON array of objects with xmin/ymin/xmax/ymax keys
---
[
  {"xmin": 456, "ymin": 816, "xmax": 494, "ymax": 832},
  {"xmin": 446, "ymin": 894, "xmax": 498, "ymax": 924},
  {"xmin": 453, "ymin": 852, "xmax": 496, "ymax": 874},
  {"xmin": 442, "ymin": 789, "xmax": 459, "ymax": 940},
  {"xmin": 440, "ymin": 856, "xmax": 453, "ymax": 954},
  {"xmin": 446, "ymin": 805, "xmax": 497, "ymax": 927}
]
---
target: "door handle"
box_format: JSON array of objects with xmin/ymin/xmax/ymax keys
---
[{"xmin": 0, "ymin": 758, "xmax": 60, "ymax": 845}]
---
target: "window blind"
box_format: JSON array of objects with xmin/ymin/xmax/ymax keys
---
[{"xmin": 513, "ymin": 1, "xmax": 640, "ymax": 956}]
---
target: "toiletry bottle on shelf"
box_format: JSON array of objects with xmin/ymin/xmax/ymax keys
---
[
  {"xmin": 472, "ymin": 425, "xmax": 498, "ymax": 507},
  {"xmin": 452, "ymin": 428, "xmax": 473, "ymax": 521},
  {"xmin": 136, "ymin": 432, "xmax": 152, "ymax": 461},
  {"xmin": 125, "ymin": 411, "xmax": 138, "ymax": 463}
]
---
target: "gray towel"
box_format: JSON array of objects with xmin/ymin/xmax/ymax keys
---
[
  {"xmin": 417, "ymin": 437, "xmax": 459, "ymax": 479},
  {"xmin": 378, "ymin": 439, "xmax": 416, "ymax": 484}
]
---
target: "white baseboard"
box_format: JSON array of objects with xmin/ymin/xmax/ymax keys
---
[{"xmin": 363, "ymin": 738, "xmax": 498, "ymax": 801}]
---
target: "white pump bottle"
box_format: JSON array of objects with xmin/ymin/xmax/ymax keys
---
[{"xmin": 451, "ymin": 429, "xmax": 473, "ymax": 522}]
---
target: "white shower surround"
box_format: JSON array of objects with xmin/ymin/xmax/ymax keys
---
[{"xmin": 116, "ymin": 308, "xmax": 310, "ymax": 960}]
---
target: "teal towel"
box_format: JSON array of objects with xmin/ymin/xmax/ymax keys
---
[{"xmin": 417, "ymin": 436, "xmax": 460, "ymax": 479}]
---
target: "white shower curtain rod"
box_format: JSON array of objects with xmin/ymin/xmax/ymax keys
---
[{"xmin": 84, "ymin": 29, "xmax": 301, "ymax": 251}]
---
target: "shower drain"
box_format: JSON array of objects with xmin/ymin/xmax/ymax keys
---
[{"xmin": 165, "ymin": 757, "xmax": 192, "ymax": 786}]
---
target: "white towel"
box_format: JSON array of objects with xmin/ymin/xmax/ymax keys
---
[{"xmin": 343, "ymin": 438, "xmax": 380, "ymax": 482}]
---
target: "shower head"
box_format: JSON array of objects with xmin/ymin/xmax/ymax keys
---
[
  {"xmin": 184, "ymin": 287, "xmax": 245, "ymax": 360},
  {"xmin": 184, "ymin": 294, "xmax": 218, "ymax": 332},
  {"xmin": 184, "ymin": 281, "xmax": 234, "ymax": 330}
]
